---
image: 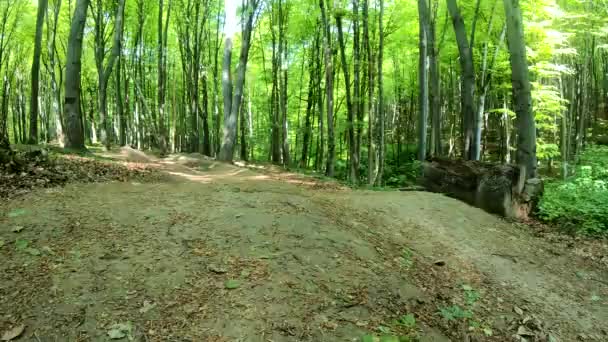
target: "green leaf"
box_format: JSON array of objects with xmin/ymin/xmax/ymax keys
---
[
  {"xmin": 225, "ymin": 279, "xmax": 241, "ymax": 289},
  {"xmin": 378, "ymin": 326, "xmax": 392, "ymax": 334},
  {"xmin": 7, "ymin": 209, "xmax": 27, "ymax": 218},
  {"xmin": 395, "ymin": 314, "xmax": 416, "ymax": 328},
  {"xmin": 0, "ymin": 240, "xmax": 4, "ymax": 248},
  {"xmin": 360, "ymin": 335, "xmax": 376, "ymax": 342},
  {"xmin": 379, "ymin": 335, "xmax": 400, "ymax": 342},
  {"xmin": 15, "ymin": 239, "xmax": 29, "ymax": 250},
  {"xmin": 462, "ymin": 284, "xmax": 473, "ymax": 291}
]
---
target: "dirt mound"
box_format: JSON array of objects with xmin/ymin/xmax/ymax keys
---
[{"xmin": 119, "ymin": 146, "xmax": 154, "ymax": 163}]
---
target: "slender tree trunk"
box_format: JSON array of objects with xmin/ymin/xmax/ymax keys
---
[
  {"xmin": 29, "ymin": 0, "xmax": 48, "ymax": 144},
  {"xmin": 64, "ymin": 0, "xmax": 89, "ymax": 150},
  {"xmin": 219, "ymin": 0, "xmax": 258, "ymax": 162},
  {"xmin": 220, "ymin": 37, "xmax": 233, "ymax": 159},
  {"xmin": 117, "ymin": 51, "xmax": 125, "ymax": 146},
  {"xmin": 301, "ymin": 33, "xmax": 319, "ymax": 168},
  {"xmin": 475, "ymin": 1, "xmax": 501, "ymax": 161},
  {"xmin": 503, "ymin": 0, "xmax": 536, "ymax": 178},
  {"xmin": 94, "ymin": 0, "xmax": 125, "ymax": 148},
  {"xmin": 353, "ymin": 0, "xmax": 361, "ymax": 181},
  {"xmin": 429, "ymin": 0, "xmax": 441, "ymax": 157},
  {"xmin": 320, "ymin": 0, "xmax": 335, "ymax": 177},
  {"xmin": 447, "ymin": 0, "xmax": 476, "ymax": 160},
  {"xmin": 364, "ymin": 0, "xmax": 375, "ymax": 185},
  {"xmin": 418, "ymin": 0, "xmax": 429, "ymax": 162},
  {"xmin": 376, "ymin": 0, "xmax": 385, "ymax": 185},
  {"xmin": 279, "ymin": 0, "xmax": 290, "ymax": 166},
  {"xmin": 336, "ymin": 13, "xmax": 358, "ymax": 182}
]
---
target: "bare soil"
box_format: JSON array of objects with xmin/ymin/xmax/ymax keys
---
[{"xmin": 1, "ymin": 150, "xmax": 607, "ymax": 341}]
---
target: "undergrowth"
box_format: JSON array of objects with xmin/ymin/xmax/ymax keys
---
[{"xmin": 538, "ymin": 145, "xmax": 608, "ymax": 236}]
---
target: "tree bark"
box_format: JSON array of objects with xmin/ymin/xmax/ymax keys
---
[
  {"xmin": 418, "ymin": 0, "xmax": 429, "ymax": 162},
  {"xmin": 503, "ymin": 0, "xmax": 537, "ymax": 178},
  {"xmin": 353, "ymin": 0, "xmax": 362, "ymax": 181},
  {"xmin": 376, "ymin": 0, "xmax": 385, "ymax": 185},
  {"xmin": 319, "ymin": 0, "xmax": 335, "ymax": 177},
  {"xmin": 446, "ymin": 0, "xmax": 476, "ymax": 160},
  {"xmin": 336, "ymin": 13, "xmax": 358, "ymax": 183},
  {"xmin": 94, "ymin": 0, "xmax": 125, "ymax": 148},
  {"xmin": 28, "ymin": 0, "xmax": 48, "ymax": 144},
  {"xmin": 363, "ymin": 0, "xmax": 374, "ymax": 185},
  {"xmin": 219, "ymin": 0, "xmax": 258, "ymax": 162},
  {"xmin": 63, "ymin": 0, "xmax": 89, "ymax": 150},
  {"xmin": 429, "ymin": 0, "xmax": 442, "ymax": 157}
]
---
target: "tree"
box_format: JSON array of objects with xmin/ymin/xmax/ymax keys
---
[
  {"xmin": 336, "ymin": 10, "xmax": 357, "ymax": 182},
  {"xmin": 503, "ymin": 0, "xmax": 536, "ymax": 178},
  {"xmin": 319, "ymin": 0, "xmax": 335, "ymax": 177},
  {"xmin": 218, "ymin": 0, "xmax": 259, "ymax": 162},
  {"xmin": 28, "ymin": 0, "xmax": 48, "ymax": 144},
  {"xmin": 92, "ymin": 0, "xmax": 125, "ymax": 148},
  {"xmin": 63, "ymin": 0, "xmax": 90, "ymax": 150},
  {"xmin": 376, "ymin": 0, "xmax": 385, "ymax": 185},
  {"xmin": 417, "ymin": 0, "xmax": 429, "ymax": 162},
  {"xmin": 157, "ymin": 0, "xmax": 172, "ymax": 154},
  {"xmin": 446, "ymin": 0, "xmax": 476, "ymax": 160}
]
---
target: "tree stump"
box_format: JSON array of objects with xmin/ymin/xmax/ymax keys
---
[{"xmin": 420, "ymin": 158, "xmax": 543, "ymax": 219}]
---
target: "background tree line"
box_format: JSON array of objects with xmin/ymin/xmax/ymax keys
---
[{"xmin": 0, "ymin": 0, "xmax": 607, "ymax": 186}]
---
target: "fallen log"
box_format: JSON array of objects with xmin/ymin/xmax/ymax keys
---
[{"xmin": 420, "ymin": 158, "xmax": 543, "ymax": 219}]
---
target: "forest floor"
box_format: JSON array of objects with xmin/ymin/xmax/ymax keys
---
[{"xmin": 1, "ymin": 148, "xmax": 607, "ymax": 342}]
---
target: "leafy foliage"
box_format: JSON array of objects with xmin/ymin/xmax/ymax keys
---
[{"xmin": 538, "ymin": 146, "xmax": 608, "ymax": 235}]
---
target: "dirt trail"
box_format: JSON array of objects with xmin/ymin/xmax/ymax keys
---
[{"xmin": 1, "ymin": 152, "xmax": 606, "ymax": 342}]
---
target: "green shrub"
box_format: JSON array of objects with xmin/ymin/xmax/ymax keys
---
[{"xmin": 538, "ymin": 146, "xmax": 608, "ymax": 235}]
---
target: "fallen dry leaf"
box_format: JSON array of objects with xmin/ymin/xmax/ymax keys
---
[{"xmin": 1, "ymin": 324, "xmax": 25, "ymax": 341}]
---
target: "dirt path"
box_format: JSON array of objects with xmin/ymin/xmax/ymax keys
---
[{"xmin": 1, "ymin": 152, "xmax": 606, "ymax": 341}]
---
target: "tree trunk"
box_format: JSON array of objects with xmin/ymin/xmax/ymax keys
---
[
  {"xmin": 64, "ymin": 0, "xmax": 90, "ymax": 150},
  {"xmin": 446, "ymin": 0, "xmax": 476, "ymax": 160},
  {"xmin": 94, "ymin": 0, "xmax": 125, "ymax": 148},
  {"xmin": 503, "ymin": 0, "xmax": 537, "ymax": 179},
  {"xmin": 220, "ymin": 34, "xmax": 234, "ymax": 159},
  {"xmin": 376, "ymin": 0, "xmax": 385, "ymax": 185},
  {"xmin": 421, "ymin": 158, "xmax": 542, "ymax": 219},
  {"xmin": 279, "ymin": 0, "xmax": 290, "ymax": 166},
  {"xmin": 336, "ymin": 13, "xmax": 358, "ymax": 183},
  {"xmin": 353, "ymin": 0, "xmax": 362, "ymax": 181},
  {"xmin": 202, "ymin": 73, "xmax": 211, "ymax": 156},
  {"xmin": 363, "ymin": 0, "xmax": 374, "ymax": 185},
  {"xmin": 475, "ymin": 1, "xmax": 501, "ymax": 161},
  {"xmin": 28, "ymin": 0, "xmax": 48, "ymax": 144},
  {"xmin": 117, "ymin": 51, "xmax": 125, "ymax": 146},
  {"xmin": 429, "ymin": 0, "xmax": 442, "ymax": 157},
  {"xmin": 301, "ymin": 33, "xmax": 319, "ymax": 168},
  {"xmin": 320, "ymin": 0, "xmax": 335, "ymax": 177},
  {"xmin": 418, "ymin": 0, "xmax": 429, "ymax": 162},
  {"xmin": 219, "ymin": 0, "xmax": 258, "ymax": 162}
]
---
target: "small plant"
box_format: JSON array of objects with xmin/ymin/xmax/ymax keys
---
[
  {"xmin": 439, "ymin": 305, "xmax": 473, "ymax": 321},
  {"xmin": 400, "ymin": 248, "xmax": 414, "ymax": 269},
  {"xmin": 394, "ymin": 313, "xmax": 416, "ymax": 329},
  {"xmin": 462, "ymin": 284, "xmax": 480, "ymax": 305}
]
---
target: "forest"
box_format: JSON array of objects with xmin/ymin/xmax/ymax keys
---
[
  {"xmin": 0, "ymin": 0, "xmax": 606, "ymax": 176},
  {"xmin": 1, "ymin": 0, "xmax": 608, "ymax": 340}
]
